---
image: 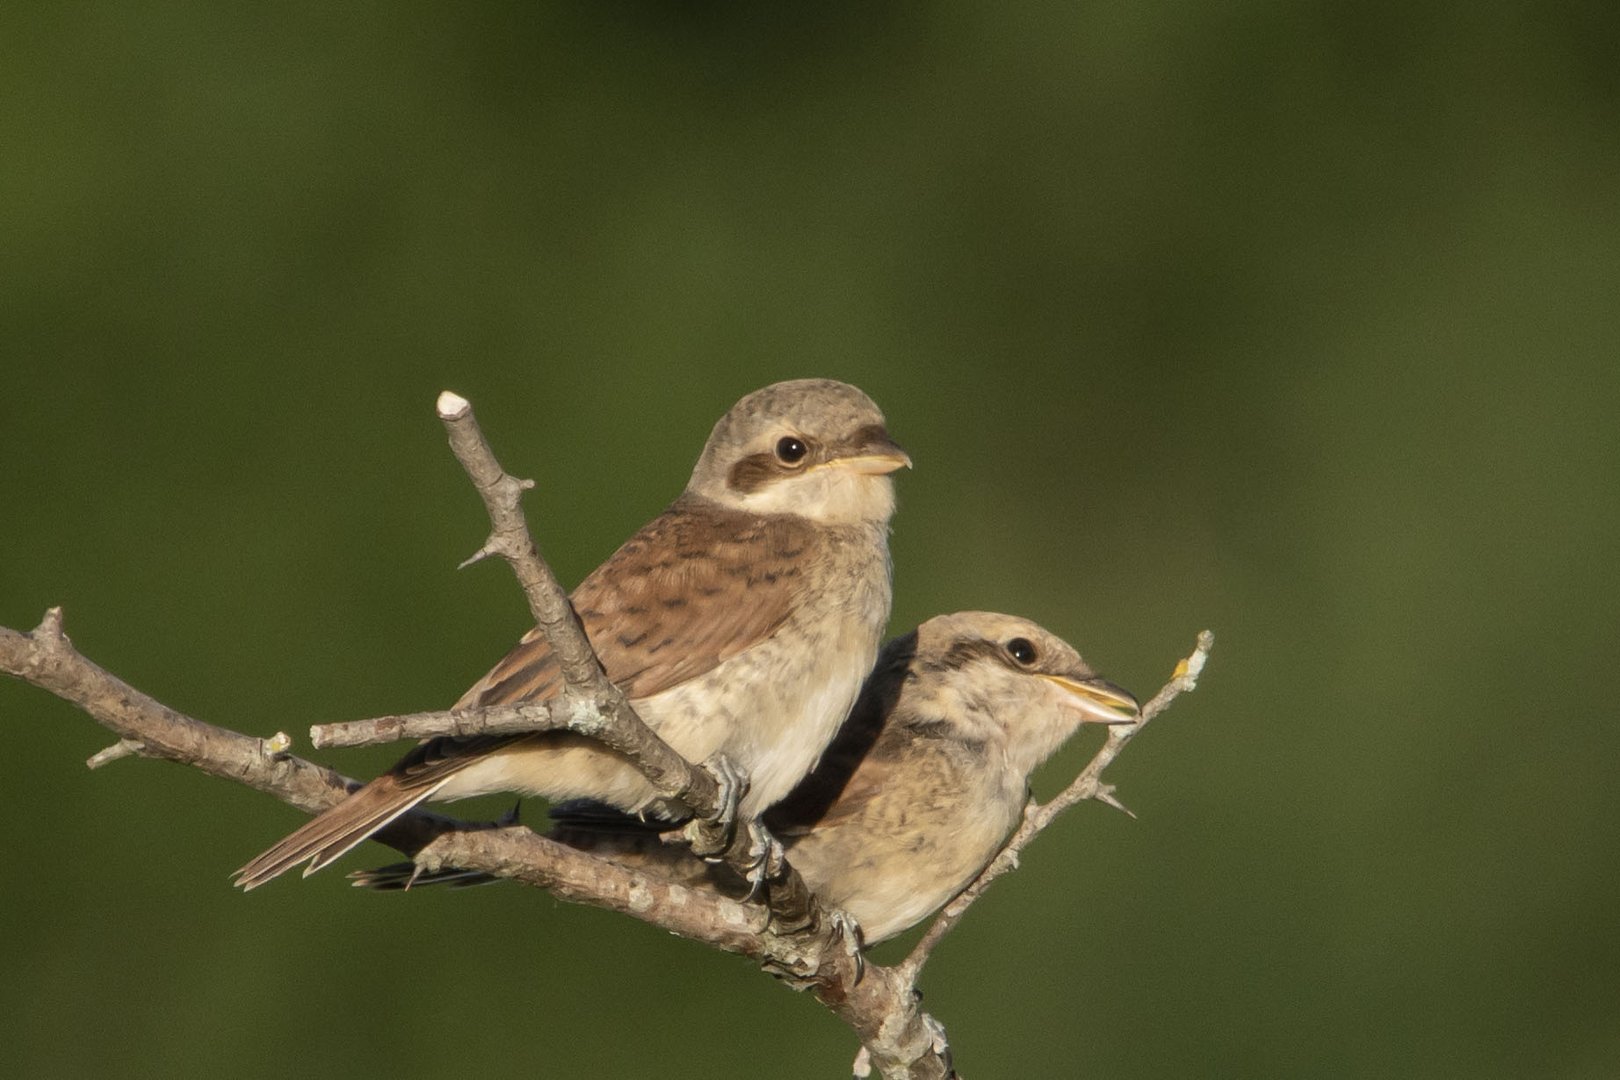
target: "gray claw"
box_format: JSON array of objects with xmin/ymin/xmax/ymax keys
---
[
  {"xmin": 827, "ymin": 908, "xmax": 866, "ymax": 982},
  {"xmin": 742, "ymin": 819, "xmax": 786, "ymax": 901}
]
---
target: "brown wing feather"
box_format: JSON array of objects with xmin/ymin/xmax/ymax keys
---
[
  {"xmin": 459, "ymin": 495, "xmax": 815, "ymax": 707},
  {"xmin": 236, "ymin": 496, "xmax": 816, "ymax": 887}
]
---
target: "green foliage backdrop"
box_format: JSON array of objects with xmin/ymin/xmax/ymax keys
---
[{"xmin": 4, "ymin": 4, "xmax": 1616, "ymax": 1076}]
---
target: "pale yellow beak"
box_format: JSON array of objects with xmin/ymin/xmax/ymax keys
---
[
  {"xmin": 836, "ymin": 450, "xmax": 912, "ymax": 476},
  {"xmin": 829, "ymin": 433, "xmax": 912, "ymax": 476},
  {"xmin": 1041, "ymin": 674, "xmax": 1141, "ymax": 725}
]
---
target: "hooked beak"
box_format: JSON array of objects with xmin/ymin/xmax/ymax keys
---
[
  {"xmin": 1040, "ymin": 674, "xmax": 1141, "ymax": 725},
  {"xmin": 829, "ymin": 431, "xmax": 912, "ymax": 476}
]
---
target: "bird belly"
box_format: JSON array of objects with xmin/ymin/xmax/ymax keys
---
[
  {"xmin": 787, "ymin": 767, "xmax": 1024, "ymax": 943},
  {"xmin": 429, "ymin": 628, "xmax": 875, "ymax": 818},
  {"xmin": 637, "ymin": 624, "xmax": 877, "ymax": 817}
]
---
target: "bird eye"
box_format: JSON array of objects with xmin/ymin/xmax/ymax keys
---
[
  {"xmin": 1007, "ymin": 638, "xmax": 1038, "ymax": 665},
  {"xmin": 775, "ymin": 436, "xmax": 809, "ymax": 465}
]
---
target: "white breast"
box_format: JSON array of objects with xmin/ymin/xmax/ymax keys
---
[{"xmin": 638, "ymin": 521, "xmax": 891, "ymax": 815}]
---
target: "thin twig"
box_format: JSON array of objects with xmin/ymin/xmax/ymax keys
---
[
  {"xmin": 311, "ymin": 701, "xmax": 572, "ymax": 748},
  {"xmin": 900, "ymin": 630, "xmax": 1214, "ymax": 983},
  {"xmin": 432, "ymin": 390, "xmax": 721, "ymax": 815},
  {"xmin": 85, "ymin": 737, "xmax": 144, "ymax": 769},
  {"xmin": 1, "ymin": 610, "xmax": 482, "ymax": 849}
]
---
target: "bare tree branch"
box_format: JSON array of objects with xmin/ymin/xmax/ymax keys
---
[
  {"xmin": 85, "ymin": 736, "xmax": 145, "ymax": 769},
  {"xmin": 0, "ymin": 605, "xmax": 917, "ymax": 1069},
  {"xmin": 0, "ymin": 609, "xmax": 807, "ymax": 946},
  {"xmin": 0, "ymin": 391, "xmax": 1210, "ymax": 1079},
  {"xmin": 311, "ymin": 700, "xmax": 587, "ymax": 749}
]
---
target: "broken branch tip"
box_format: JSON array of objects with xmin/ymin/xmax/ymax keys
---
[{"xmin": 436, "ymin": 390, "xmax": 471, "ymax": 419}]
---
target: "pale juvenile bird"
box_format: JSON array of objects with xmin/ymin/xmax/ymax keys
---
[
  {"xmin": 234, "ymin": 379, "xmax": 909, "ymax": 889},
  {"xmin": 756, "ymin": 611, "xmax": 1138, "ymax": 941},
  {"xmin": 362, "ymin": 612, "xmax": 1139, "ymax": 945}
]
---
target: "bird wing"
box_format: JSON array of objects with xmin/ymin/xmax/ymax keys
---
[
  {"xmin": 393, "ymin": 497, "xmax": 818, "ymax": 791},
  {"xmin": 234, "ymin": 498, "xmax": 817, "ymax": 890},
  {"xmin": 457, "ymin": 496, "xmax": 817, "ymax": 707}
]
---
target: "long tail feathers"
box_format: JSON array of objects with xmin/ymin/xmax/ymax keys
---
[{"xmin": 233, "ymin": 776, "xmax": 444, "ymax": 891}]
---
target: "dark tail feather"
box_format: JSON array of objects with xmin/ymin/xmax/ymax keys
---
[
  {"xmin": 548, "ymin": 798, "xmax": 681, "ymax": 834},
  {"xmin": 349, "ymin": 801, "xmax": 666, "ymax": 892},
  {"xmin": 233, "ymin": 776, "xmax": 443, "ymax": 891}
]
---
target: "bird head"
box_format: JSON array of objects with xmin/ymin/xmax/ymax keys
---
[
  {"xmin": 687, "ymin": 379, "xmax": 910, "ymax": 526},
  {"xmin": 904, "ymin": 611, "xmax": 1140, "ymax": 778}
]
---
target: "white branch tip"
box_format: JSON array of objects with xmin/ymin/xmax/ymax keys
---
[
  {"xmin": 1173, "ymin": 630, "xmax": 1215, "ymax": 687},
  {"xmin": 436, "ymin": 390, "xmax": 471, "ymax": 419},
  {"xmin": 38, "ymin": 606, "xmax": 66, "ymax": 640}
]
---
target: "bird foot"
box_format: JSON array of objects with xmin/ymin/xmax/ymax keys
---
[
  {"xmin": 827, "ymin": 907, "xmax": 866, "ymax": 982},
  {"xmin": 741, "ymin": 818, "xmax": 788, "ymax": 901},
  {"xmin": 681, "ymin": 753, "xmax": 747, "ymax": 859}
]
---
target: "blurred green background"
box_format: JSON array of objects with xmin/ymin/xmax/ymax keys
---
[{"xmin": 4, "ymin": 3, "xmax": 1617, "ymax": 1077}]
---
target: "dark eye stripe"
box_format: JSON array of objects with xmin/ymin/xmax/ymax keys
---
[{"xmin": 726, "ymin": 451, "xmax": 785, "ymax": 493}]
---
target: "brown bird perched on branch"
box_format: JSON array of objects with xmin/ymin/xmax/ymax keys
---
[
  {"xmin": 234, "ymin": 379, "xmax": 909, "ymax": 889},
  {"xmin": 359, "ymin": 612, "xmax": 1139, "ymax": 944}
]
